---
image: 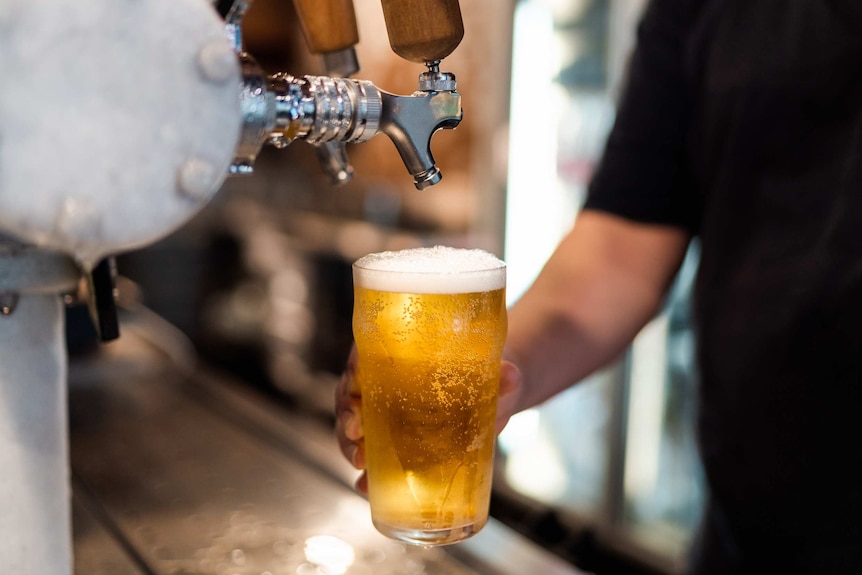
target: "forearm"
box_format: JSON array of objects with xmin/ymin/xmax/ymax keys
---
[{"xmin": 505, "ymin": 210, "xmax": 690, "ymax": 412}]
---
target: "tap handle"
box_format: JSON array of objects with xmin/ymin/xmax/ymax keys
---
[
  {"xmin": 380, "ymin": 0, "xmax": 463, "ymax": 64},
  {"xmin": 292, "ymin": 0, "xmax": 361, "ymax": 185},
  {"xmin": 292, "ymin": 0, "xmax": 360, "ymax": 55}
]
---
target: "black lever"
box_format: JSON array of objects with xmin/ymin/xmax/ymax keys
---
[{"xmin": 86, "ymin": 257, "xmax": 120, "ymax": 342}]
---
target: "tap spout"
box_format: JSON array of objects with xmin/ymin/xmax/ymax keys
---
[
  {"xmin": 230, "ymin": 64, "xmax": 462, "ymax": 189},
  {"xmin": 379, "ymin": 72, "xmax": 462, "ymax": 190}
]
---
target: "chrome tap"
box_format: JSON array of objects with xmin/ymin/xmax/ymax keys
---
[
  {"xmin": 380, "ymin": 62, "xmax": 462, "ymax": 189},
  {"xmin": 221, "ymin": 0, "xmax": 463, "ymax": 189},
  {"xmin": 230, "ymin": 62, "xmax": 462, "ymax": 190},
  {"xmin": 291, "ymin": 0, "xmax": 361, "ymax": 186}
]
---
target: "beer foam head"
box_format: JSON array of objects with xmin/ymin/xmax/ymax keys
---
[{"xmin": 354, "ymin": 246, "xmax": 506, "ymax": 294}]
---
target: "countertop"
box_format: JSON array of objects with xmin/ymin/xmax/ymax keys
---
[{"xmin": 68, "ymin": 312, "xmax": 585, "ymax": 575}]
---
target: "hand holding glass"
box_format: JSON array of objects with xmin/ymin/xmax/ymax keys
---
[{"xmin": 352, "ymin": 246, "xmax": 507, "ymax": 546}]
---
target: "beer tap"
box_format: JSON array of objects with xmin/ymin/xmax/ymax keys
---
[
  {"xmin": 0, "ymin": 1, "xmax": 468, "ymax": 569},
  {"xmin": 225, "ymin": 0, "xmax": 464, "ymax": 189},
  {"xmin": 380, "ymin": 0, "xmax": 464, "ymax": 66},
  {"xmin": 292, "ymin": 0, "xmax": 360, "ymax": 185}
]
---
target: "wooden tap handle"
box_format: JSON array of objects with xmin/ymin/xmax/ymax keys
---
[
  {"xmin": 291, "ymin": 0, "xmax": 359, "ymax": 54},
  {"xmin": 380, "ymin": 0, "xmax": 464, "ymax": 64}
]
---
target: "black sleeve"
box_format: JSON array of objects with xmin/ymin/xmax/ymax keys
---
[{"xmin": 583, "ymin": 0, "xmax": 703, "ymax": 232}]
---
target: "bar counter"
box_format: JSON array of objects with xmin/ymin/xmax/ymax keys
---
[{"xmin": 69, "ymin": 311, "xmax": 584, "ymax": 575}]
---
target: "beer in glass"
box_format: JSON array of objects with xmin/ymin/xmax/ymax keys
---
[{"xmin": 352, "ymin": 246, "xmax": 506, "ymax": 546}]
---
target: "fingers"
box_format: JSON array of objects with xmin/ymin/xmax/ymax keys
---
[
  {"xmin": 495, "ymin": 360, "xmax": 523, "ymax": 435},
  {"xmin": 341, "ymin": 437, "xmax": 366, "ymax": 469},
  {"xmin": 340, "ymin": 346, "xmax": 360, "ymax": 397},
  {"xmin": 335, "ymin": 402, "xmax": 364, "ymax": 469},
  {"xmin": 336, "ymin": 407, "xmax": 365, "ymax": 463},
  {"xmin": 337, "ymin": 351, "xmax": 525, "ymax": 493},
  {"xmin": 340, "ymin": 405, "xmax": 363, "ymax": 442},
  {"xmin": 335, "ymin": 345, "xmax": 366, "ymax": 476},
  {"xmin": 354, "ymin": 471, "xmax": 368, "ymax": 496},
  {"xmin": 499, "ymin": 360, "xmax": 520, "ymax": 397}
]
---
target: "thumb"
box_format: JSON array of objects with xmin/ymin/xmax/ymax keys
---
[{"xmin": 496, "ymin": 360, "xmax": 523, "ymax": 434}]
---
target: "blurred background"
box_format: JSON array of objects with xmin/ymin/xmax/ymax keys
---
[{"xmin": 61, "ymin": 0, "xmax": 704, "ymax": 573}]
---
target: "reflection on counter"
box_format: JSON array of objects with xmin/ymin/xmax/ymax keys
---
[{"xmin": 68, "ymin": 307, "xmax": 582, "ymax": 575}]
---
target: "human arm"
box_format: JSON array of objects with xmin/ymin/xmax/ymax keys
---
[
  {"xmin": 497, "ymin": 0, "xmax": 701, "ymax": 420},
  {"xmin": 337, "ymin": 0, "xmax": 699, "ymax": 486},
  {"xmin": 496, "ymin": 209, "xmax": 691, "ymax": 428},
  {"xmin": 337, "ymin": 209, "xmax": 690, "ymax": 491}
]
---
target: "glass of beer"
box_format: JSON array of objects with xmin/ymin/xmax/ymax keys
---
[{"xmin": 352, "ymin": 246, "xmax": 507, "ymax": 546}]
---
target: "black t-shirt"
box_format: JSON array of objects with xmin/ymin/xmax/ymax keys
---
[{"xmin": 585, "ymin": 1, "xmax": 862, "ymax": 572}]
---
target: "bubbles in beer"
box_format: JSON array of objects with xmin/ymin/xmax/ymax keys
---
[{"xmin": 353, "ymin": 246, "xmax": 506, "ymax": 544}]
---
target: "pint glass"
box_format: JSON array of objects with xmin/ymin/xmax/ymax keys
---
[{"xmin": 352, "ymin": 246, "xmax": 507, "ymax": 546}]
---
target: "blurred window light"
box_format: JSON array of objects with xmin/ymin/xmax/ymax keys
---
[
  {"xmin": 499, "ymin": 410, "xmax": 568, "ymax": 501},
  {"xmin": 505, "ymin": 1, "xmax": 569, "ymax": 306}
]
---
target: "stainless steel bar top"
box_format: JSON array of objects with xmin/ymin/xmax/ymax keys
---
[{"xmin": 69, "ymin": 313, "xmax": 585, "ymax": 575}]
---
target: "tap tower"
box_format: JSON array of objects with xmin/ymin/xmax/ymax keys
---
[
  {"xmin": 229, "ymin": 0, "xmax": 465, "ymax": 190},
  {"xmin": 0, "ymin": 1, "xmax": 466, "ymax": 572}
]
